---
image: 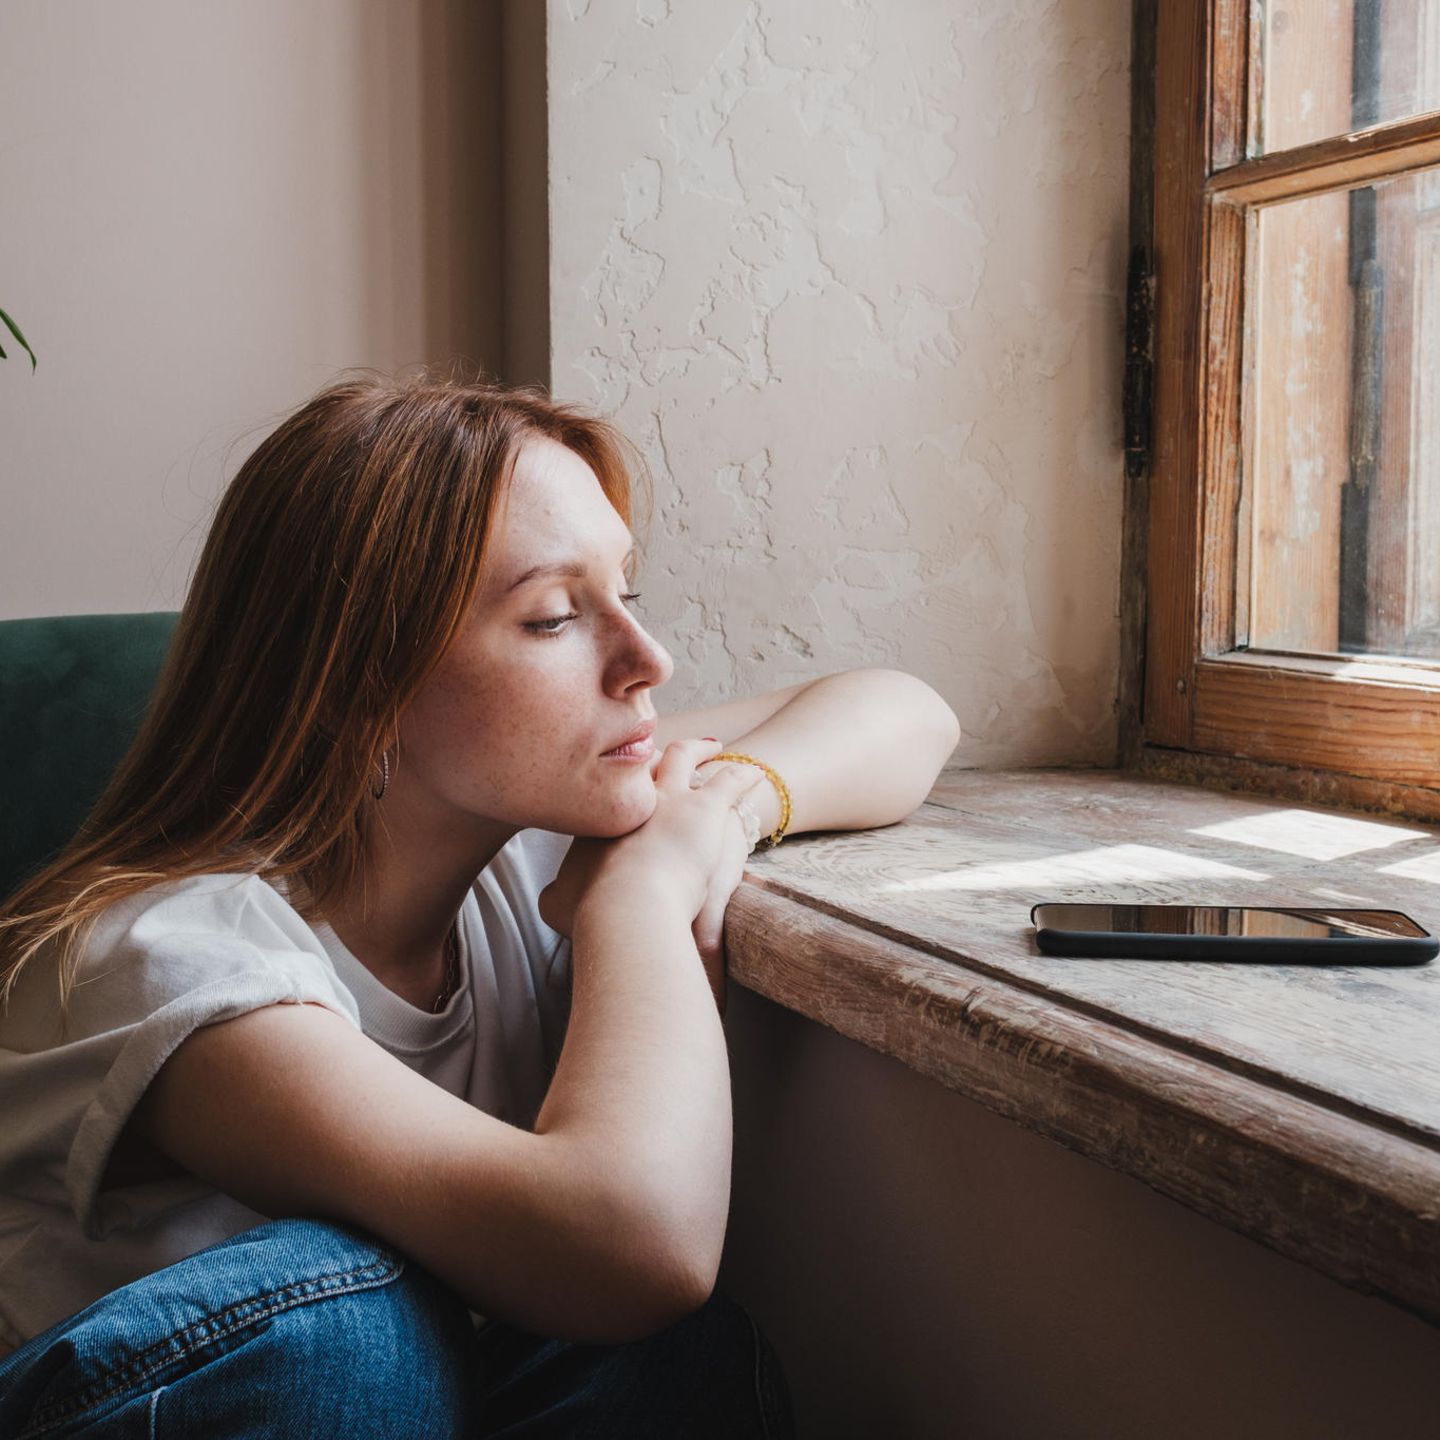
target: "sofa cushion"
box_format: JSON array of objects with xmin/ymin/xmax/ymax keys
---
[{"xmin": 0, "ymin": 612, "xmax": 179, "ymax": 902}]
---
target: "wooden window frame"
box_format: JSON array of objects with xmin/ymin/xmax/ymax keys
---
[{"xmin": 1141, "ymin": 0, "xmax": 1440, "ymax": 811}]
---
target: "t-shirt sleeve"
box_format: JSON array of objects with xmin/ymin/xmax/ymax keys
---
[{"xmin": 25, "ymin": 875, "xmax": 362, "ymax": 1240}]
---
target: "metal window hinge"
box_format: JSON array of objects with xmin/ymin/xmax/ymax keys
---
[{"xmin": 1123, "ymin": 245, "xmax": 1155, "ymax": 482}]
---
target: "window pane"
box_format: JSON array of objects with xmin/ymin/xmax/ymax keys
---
[
  {"xmin": 1254, "ymin": 1, "xmax": 1440, "ymax": 155},
  {"xmin": 1245, "ymin": 168, "xmax": 1440, "ymax": 658}
]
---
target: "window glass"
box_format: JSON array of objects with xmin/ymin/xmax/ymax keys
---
[
  {"xmin": 1254, "ymin": 1, "xmax": 1440, "ymax": 156},
  {"xmin": 1245, "ymin": 166, "xmax": 1440, "ymax": 658}
]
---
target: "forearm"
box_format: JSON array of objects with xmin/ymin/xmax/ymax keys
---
[
  {"xmin": 706, "ymin": 668, "xmax": 961, "ymax": 838},
  {"xmin": 532, "ymin": 883, "xmax": 732, "ymax": 1289}
]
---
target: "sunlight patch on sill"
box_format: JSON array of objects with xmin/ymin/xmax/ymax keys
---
[
  {"xmin": 1189, "ymin": 809, "xmax": 1427, "ymax": 861},
  {"xmin": 1309, "ymin": 885, "xmax": 1387, "ymax": 904},
  {"xmin": 1375, "ymin": 850, "xmax": 1440, "ymax": 884},
  {"xmin": 881, "ymin": 845, "xmax": 1270, "ymax": 894}
]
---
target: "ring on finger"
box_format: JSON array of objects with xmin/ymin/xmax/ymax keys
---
[
  {"xmin": 734, "ymin": 794, "xmax": 763, "ymax": 853},
  {"xmin": 688, "ymin": 759, "xmax": 729, "ymax": 789}
]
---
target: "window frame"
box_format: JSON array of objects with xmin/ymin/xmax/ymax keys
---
[{"xmin": 1142, "ymin": 0, "xmax": 1440, "ymax": 805}]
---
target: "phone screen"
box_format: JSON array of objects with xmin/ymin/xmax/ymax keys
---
[{"xmin": 1031, "ymin": 904, "xmax": 1431, "ymax": 940}]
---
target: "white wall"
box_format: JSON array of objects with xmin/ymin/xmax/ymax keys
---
[
  {"xmin": 547, "ymin": 0, "xmax": 1130, "ymax": 767},
  {"xmin": 0, "ymin": 0, "xmax": 508, "ymax": 621}
]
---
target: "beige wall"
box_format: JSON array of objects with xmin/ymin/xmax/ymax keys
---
[
  {"xmin": 0, "ymin": 0, "xmax": 512, "ymax": 621},
  {"xmin": 547, "ymin": 0, "xmax": 1130, "ymax": 767},
  {"xmin": 6, "ymin": 1, "xmax": 1129, "ymax": 768}
]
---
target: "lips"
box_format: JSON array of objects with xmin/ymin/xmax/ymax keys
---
[{"xmin": 601, "ymin": 717, "xmax": 656, "ymax": 756}]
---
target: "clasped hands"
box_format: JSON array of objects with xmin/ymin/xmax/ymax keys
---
[{"xmin": 537, "ymin": 741, "xmax": 770, "ymax": 1012}]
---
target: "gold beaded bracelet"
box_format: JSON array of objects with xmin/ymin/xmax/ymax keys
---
[{"xmin": 713, "ymin": 752, "xmax": 792, "ymax": 848}]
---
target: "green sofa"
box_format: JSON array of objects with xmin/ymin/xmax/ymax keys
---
[{"xmin": 0, "ymin": 612, "xmax": 181, "ymax": 902}]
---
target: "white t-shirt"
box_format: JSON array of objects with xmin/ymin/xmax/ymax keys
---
[{"xmin": 0, "ymin": 827, "xmax": 575, "ymax": 1351}]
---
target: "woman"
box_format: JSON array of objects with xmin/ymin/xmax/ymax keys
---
[{"xmin": 0, "ymin": 370, "xmax": 960, "ymax": 1436}]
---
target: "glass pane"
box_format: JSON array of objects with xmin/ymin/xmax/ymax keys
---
[
  {"xmin": 1254, "ymin": 1, "xmax": 1440, "ymax": 155},
  {"xmin": 1245, "ymin": 167, "xmax": 1440, "ymax": 658}
]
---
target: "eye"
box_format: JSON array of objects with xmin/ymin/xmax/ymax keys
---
[
  {"xmin": 523, "ymin": 612, "xmax": 578, "ymax": 636},
  {"xmin": 522, "ymin": 591, "xmax": 642, "ymax": 638}
]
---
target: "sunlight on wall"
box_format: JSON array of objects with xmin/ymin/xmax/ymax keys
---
[{"xmin": 547, "ymin": 0, "xmax": 1130, "ymax": 766}]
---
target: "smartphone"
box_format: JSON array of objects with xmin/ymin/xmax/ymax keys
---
[{"xmin": 1029, "ymin": 903, "xmax": 1438, "ymax": 964}]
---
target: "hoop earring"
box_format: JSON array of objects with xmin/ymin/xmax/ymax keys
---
[{"xmin": 370, "ymin": 747, "xmax": 391, "ymax": 801}]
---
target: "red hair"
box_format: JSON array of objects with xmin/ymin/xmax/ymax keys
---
[{"xmin": 0, "ymin": 365, "xmax": 648, "ymax": 1011}]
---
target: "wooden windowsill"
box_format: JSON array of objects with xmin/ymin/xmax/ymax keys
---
[{"xmin": 725, "ymin": 765, "xmax": 1440, "ymax": 1328}]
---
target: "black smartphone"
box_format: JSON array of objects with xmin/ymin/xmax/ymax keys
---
[{"xmin": 1030, "ymin": 903, "xmax": 1438, "ymax": 964}]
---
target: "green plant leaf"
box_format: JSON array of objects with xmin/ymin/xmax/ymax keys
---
[{"xmin": 0, "ymin": 307, "xmax": 37, "ymax": 371}]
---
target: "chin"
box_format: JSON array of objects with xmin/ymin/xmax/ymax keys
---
[{"xmin": 579, "ymin": 779, "xmax": 658, "ymax": 838}]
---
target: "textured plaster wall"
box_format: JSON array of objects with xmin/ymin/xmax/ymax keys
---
[{"xmin": 548, "ymin": 0, "xmax": 1130, "ymax": 765}]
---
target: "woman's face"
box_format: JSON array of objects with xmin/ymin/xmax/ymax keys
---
[{"xmin": 393, "ymin": 436, "xmax": 674, "ymax": 839}]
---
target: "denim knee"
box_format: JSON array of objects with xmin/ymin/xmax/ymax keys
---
[
  {"xmin": 156, "ymin": 1219, "xmax": 482, "ymax": 1439},
  {"xmin": 676, "ymin": 1289, "xmax": 796, "ymax": 1440},
  {"xmin": 0, "ymin": 1218, "xmax": 482, "ymax": 1440}
]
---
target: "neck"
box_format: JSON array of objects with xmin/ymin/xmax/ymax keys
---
[{"xmin": 322, "ymin": 783, "xmax": 518, "ymax": 1002}]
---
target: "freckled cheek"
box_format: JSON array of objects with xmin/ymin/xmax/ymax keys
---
[
  {"xmin": 401, "ymin": 670, "xmax": 502, "ymax": 763},
  {"xmin": 408, "ymin": 661, "xmax": 592, "ymax": 776}
]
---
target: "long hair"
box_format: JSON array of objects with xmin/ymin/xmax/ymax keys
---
[{"xmin": 0, "ymin": 366, "xmax": 646, "ymax": 1012}]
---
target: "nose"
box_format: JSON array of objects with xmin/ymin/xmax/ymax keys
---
[{"xmin": 605, "ymin": 606, "xmax": 673, "ymax": 697}]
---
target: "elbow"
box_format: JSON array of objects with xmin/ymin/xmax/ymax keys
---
[
  {"xmin": 870, "ymin": 667, "xmax": 961, "ymax": 764},
  {"xmin": 917, "ymin": 677, "xmax": 961, "ymax": 758},
  {"xmin": 523, "ymin": 1233, "xmax": 713, "ymax": 1347},
  {"xmin": 934, "ymin": 693, "xmax": 962, "ymax": 759},
  {"xmin": 609, "ymin": 1254, "xmax": 718, "ymax": 1344},
  {"xmin": 573, "ymin": 1237, "xmax": 718, "ymax": 1346},
  {"xmin": 568, "ymin": 1180, "xmax": 726, "ymax": 1345},
  {"xmin": 634, "ymin": 1193, "xmax": 727, "ymax": 1336}
]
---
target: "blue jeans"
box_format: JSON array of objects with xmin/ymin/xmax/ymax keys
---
[{"xmin": 0, "ymin": 1219, "xmax": 796, "ymax": 1438}]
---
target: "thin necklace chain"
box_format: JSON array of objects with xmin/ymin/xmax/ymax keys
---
[{"xmin": 433, "ymin": 923, "xmax": 460, "ymax": 1013}]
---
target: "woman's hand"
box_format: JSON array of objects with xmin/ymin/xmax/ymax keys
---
[
  {"xmin": 685, "ymin": 800, "xmax": 753, "ymax": 1016},
  {"xmin": 539, "ymin": 738, "xmax": 765, "ymax": 1010}
]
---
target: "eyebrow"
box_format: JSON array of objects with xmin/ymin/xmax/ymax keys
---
[{"xmin": 504, "ymin": 544, "xmax": 637, "ymax": 593}]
